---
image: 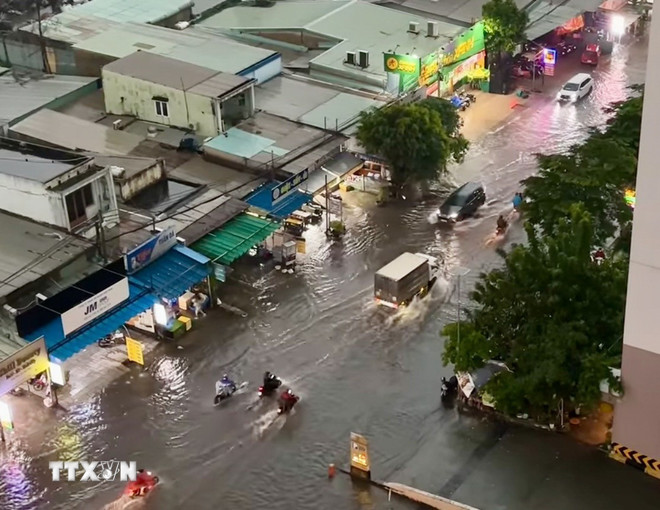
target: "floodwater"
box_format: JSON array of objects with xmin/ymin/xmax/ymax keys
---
[{"xmin": 2, "ymin": 40, "xmax": 659, "ymax": 510}]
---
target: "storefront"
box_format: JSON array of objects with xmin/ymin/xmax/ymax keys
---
[
  {"xmin": 438, "ymin": 21, "xmax": 488, "ymax": 96},
  {"xmin": 15, "ymin": 227, "xmax": 212, "ymax": 360}
]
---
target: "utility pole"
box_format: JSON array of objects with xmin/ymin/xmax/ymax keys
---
[
  {"xmin": 324, "ymin": 175, "xmax": 329, "ymax": 233},
  {"xmin": 34, "ymin": 0, "xmax": 51, "ymax": 74},
  {"xmin": 451, "ymin": 267, "xmax": 470, "ymax": 358}
]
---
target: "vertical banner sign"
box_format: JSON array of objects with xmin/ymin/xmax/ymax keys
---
[
  {"xmin": 349, "ymin": 432, "xmax": 371, "ymax": 479},
  {"xmin": 419, "ymin": 52, "xmax": 439, "ymax": 87},
  {"xmin": 383, "ymin": 53, "xmax": 421, "ymax": 93},
  {"xmin": 296, "ymin": 238, "xmax": 306, "ymax": 254},
  {"xmin": 124, "ymin": 226, "xmax": 177, "ymax": 274},
  {"xmin": 125, "ymin": 337, "xmax": 144, "ymax": 365}
]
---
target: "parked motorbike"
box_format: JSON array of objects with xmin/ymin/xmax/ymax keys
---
[
  {"xmin": 98, "ymin": 330, "xmax": 125, "ymax": 348},
  {"xmin": 450, "ymin": 94, "xmax": 468, "ymax": 111},
  {"xmin": 460, "ymin": 92, "xmax": 476, "ymax": 105},
  {"xmin": 29, "ymin": 373, "xmax": 48, "ymax": 392}
]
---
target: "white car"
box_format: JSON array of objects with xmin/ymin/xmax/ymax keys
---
[{"xmin": 557, "ymin": 73, "xmax": 593, "ymax": 102}]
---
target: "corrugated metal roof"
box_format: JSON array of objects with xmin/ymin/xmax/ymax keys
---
[
  {"xmin": 10, "ymin": 110, "xmax": 143, "ymax": 156},
  {"xmin": 187, "ymin": 73, "xmax": 252, "ymax": 100},
  {"xmin": 104, "ymin": 51, "xmax": 218, "ymax": 91},
  {"xmin": 193, "ymin": 213, "xmax": 280, "ymax": 265},
  {"xmin": 526, "ymin": 0, "xmax": 604, "ymax": 40},
  {"xmin": 0, "ymin": 73, "xmax": 96, "ymax": 127},
  {"xmin": 298, "ymin": 93, "xmax": 384, "ymax": 131},
  {"xmin": 177, "ymin": 196, "xmax": 249, "ymax": 244},
  {"xmin": 60, "ymin": 0, "xmax": 193, "ymax": 24},
  {"xmin": 0, "ymin": 211, "xmax": 90, "ymax": 299},
  {"xmin": 0, "ymin": 148, "xmax": 77, "ymax": 183}
]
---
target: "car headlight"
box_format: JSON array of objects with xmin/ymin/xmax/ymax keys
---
[{"xmin": 449, "ymin": 212, "xmax": 458, "ymax": 219}]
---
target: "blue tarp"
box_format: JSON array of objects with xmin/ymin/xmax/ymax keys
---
[
  {"xmin": 129, "ymin": 244, "xmax": 211, "ymax": 301},
  {"xmin": 49, "ymin": 284, "xmax": 156, "ymax": 361},
  {"xmin": 245, "ymin": 182, "xmax": 313, "ymax": 220}
]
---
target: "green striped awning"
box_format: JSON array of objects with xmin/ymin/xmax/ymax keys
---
[{"xmin": 192, "ymin": 213, "xmax": 280, "ymax": 265}]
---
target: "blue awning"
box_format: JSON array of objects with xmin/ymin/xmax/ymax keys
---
[
  {"xmin": 49, "ymin": 285, "xmax": 157, "ymax": 361},
  {"xmin": 245, "ymin": 182, "xmax": 313, "ymax": 220},
  {"xmin": 129, "ymin": 244, "xmax": 211, "ymax": 301}
]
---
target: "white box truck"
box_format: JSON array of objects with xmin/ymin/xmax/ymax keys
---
[{"xmin": 374, "ymin": 252, "xmax": 441, "ymax": 309}]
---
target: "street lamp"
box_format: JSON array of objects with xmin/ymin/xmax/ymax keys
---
[{"xmin": 450, "ymin": 266, "xmax": 471, "ymax": 356}]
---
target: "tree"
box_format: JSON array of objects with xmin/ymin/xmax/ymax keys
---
[
  {"xmin": 357, "ymin": 100, "xmax": 468, "ymax": 188},
  {"xmin": 441, "ymin": 206, "xmax": 627, "ymax": 417},
  {"xmin": 601, "ymin": 88, "xmax": 644, "ymax": 155},
  {"xmin": 482, "ymin": 0, "xmax": 529, "ymax": 55},
  {"xmin": 522, "ymin": 136, "xmax": 636, "ymax": 244}
]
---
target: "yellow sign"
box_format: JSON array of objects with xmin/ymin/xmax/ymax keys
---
[
  {"xmin": 296, "ymin": 238, "xmax": 306, "ymax": 254},
  {"xmin": 125, "ymin": 337, "xmax": 144, "ymax": 365},
  {"xmin": 386, "ymin": 57, "xmax": 399, "ymax": 71},
  {"xmin": 350, "ymin": 432, "xmax": 371, "ymax": 477}
]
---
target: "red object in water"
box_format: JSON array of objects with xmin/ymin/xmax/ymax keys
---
[
  {"xmin": 581, "ymin": 44, "xmax": 601, "ymax": 65},
  {"xmin": 123, "ymin": 470, "xmax": 159, "ymax": 498}
]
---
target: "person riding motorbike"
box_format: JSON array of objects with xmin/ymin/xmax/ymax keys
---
[
  {"xmin": 263, "ymin": 371, "xmax": 280, "ymax": 391},
  {"xmin": 279, "ymin": 389, "xmax": 298, "ymax": 412},
  {"xmin": 216, "ymin": 374, "xmax": 237, "ymax": 395},
  {"xmin": 496, "ymin": 215, "xmax": 508, "ymax": 234},
  {"xmin": 512, "ymin": 192, "xmax": 523, "ymax": 211}
]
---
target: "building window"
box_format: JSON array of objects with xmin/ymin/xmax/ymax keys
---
[
  {"xmin": 154, "ymin": 100, "xmax": 169, "ymax": 117},
  {"xmin": 66, "ymin": 183, "xmax": 94, "ymax": 228}
]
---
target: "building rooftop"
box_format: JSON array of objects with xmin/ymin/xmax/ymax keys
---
[
  {"xmin": 0, "ymin": 211, "xmax": 90, "ymax": 300},
  {"xmin": 10, "ymin": 109, "xmax": 143, "ymax": 156},
  {"xmin": 255, "ymin": 76, "xmax": 386, "ymax": 129},
  {"xmin": 60, "ymin": 0, "xmax": 193, "ymax": 24},
  {"xmin": 0, "ymin": 147, "xmax": 79, "ymax": 184},
  {"xmin": 526, "ymin": 0, "xmax": 603, "ymax": 40},
  {"xmin": 104, "ymin": 52, "xmax": 252, "ymax": 99},
  {"xmin": 200, "ymin": 0, "xmax": 462, "ymax": 87},
  {"xmin": 0, "ymin": 71, "xmax": 96, "ymax": 128},
  {"xmin": 23, "ymin": 15, "xmax": 278, "ymax": 76}
]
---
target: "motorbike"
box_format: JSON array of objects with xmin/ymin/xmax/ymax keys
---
[
  {"xmin": 214, "ymin": 380, "xmax": 238, "ymax": 405},
  {"xmin": 278, "ymin": 392, "xmax": 300, "ymax": 414},
  {"xmin": 29, "ymin": 373, "xmax": 48, "ymax": 392},
  {"xmin": 450, "ymin": 94, "xmax": 468, "ymax": 111},
  {"xmin": 460, "ymin": 92, "xmax": 476, "ymax": 105},
  {"xmin": 258, "ymin": 375, "xmax": 282, "ymax": 397},
  {"xmin": 441, "ymin": 375, "xmax": 458, "ymax": 399},
  {"xmin": 122, "ymin": 469, "xmax": 159, "ymax": 498},
  {"xmin": 98, "ymin": 330, "xmax": 125, "ymax": 348}
]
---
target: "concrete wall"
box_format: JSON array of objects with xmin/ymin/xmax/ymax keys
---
[
  {"xmin": 0, "ymin": 173, "xmax": 68, "ymax": 227},
  {"xmin": 238, "ymin": 55, "xmax": 283, "ymax": 84},
  {"xmin": 0, "ymin": 33, "xmax": 77, "ymax": 75},
  {"xmin": 612, "ymin": 14, "xmax": 660, "ymax": 458},
  {"xmin": 102, "ymin": 70, "xmax": 219, "ymax": 136},
  {"xmin": 114, "ymin": 160, "xmax": 166, "ymax": 202}
]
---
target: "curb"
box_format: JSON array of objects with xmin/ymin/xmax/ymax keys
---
[{"xmin": 609, "ymin": 442, "xmax": 660, "ymax": 480}]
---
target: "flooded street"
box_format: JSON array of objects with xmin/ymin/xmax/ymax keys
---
[{"xmin": 3, "ymin": 40, "xmax": 659, "ymax": 510}]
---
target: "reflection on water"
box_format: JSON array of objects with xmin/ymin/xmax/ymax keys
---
[{"xmin": 7, "ymin": 41, "xmax": 649, "ymax": 510}]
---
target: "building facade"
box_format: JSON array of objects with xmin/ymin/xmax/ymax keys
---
[
  {"xmin": 102, "ymin": 51, "xmax": 256, "ymax": 137},
  {"xmin": 612, "ymin": 14, "xmax": 660, "ymax": 460},
  {"xmin": 0, "ymin": 141, "xmax": 119, "ymax": 235}
]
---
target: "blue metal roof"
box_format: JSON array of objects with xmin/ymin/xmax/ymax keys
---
[
  {"xmin": 129, "ymin": 245, "xmax": 210, "ymax": 301},
  {"xmin": 49, "ymin": 285, "xmax": 157, "ymax": 361},
  {"xmin": 245, "ymin": 182, "xmax": 313, "ymax": 220}
]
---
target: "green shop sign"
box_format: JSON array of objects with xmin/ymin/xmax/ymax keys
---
[
  {"xmin": 420, "ymin": 52, "xmax": 439, "ymax": 86},
  {"xmin": 384, "ymin": 53, "xmax": 421, "ymax": 92},
  {"xmin": 441, "ymin": 21, "xmax": 485, "ymax": 67}
]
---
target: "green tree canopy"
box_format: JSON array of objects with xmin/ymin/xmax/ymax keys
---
[
  {"xmin": 442, "ymin": 206, "xmax": 627, "ymax": 416},
  {"xmin": 521, "ymin": 135, "xmax": 636, "ymax": 244},
  {"xmin": 356, "ymin": 100, "xmax": 468, "ymax": 187},
  {"xmin": 602, "ymin": 88, "xmax": 644, "ymax": 155},
  {"xmin": 482, "ymin": 0, "xmax": 529, "ymax": 54}
]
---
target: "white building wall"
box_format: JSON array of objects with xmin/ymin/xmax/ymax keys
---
[
  {"xmin": 102, "ymin": 70, "xmax": 219, "ymax": 137},
  {"xmin": 0, "ymin": 174, "xmax": 65, "ymax": 226},
  {"xmin": 612, "ymin": 16, "xmax": 660, "ymax": 458},
  {"xmin": 239, "ymin": 56, "xmax": 282, "ymax": 84}
]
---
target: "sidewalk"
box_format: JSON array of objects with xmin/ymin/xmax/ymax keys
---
[{"xmin": 458, "ymin": 89, "xmax": 530, "ymax": 143}]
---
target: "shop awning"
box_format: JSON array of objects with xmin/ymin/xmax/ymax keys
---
[
  {"xmin": 49, "ymin": 285, "xmax": 157, "ymax": 361},
  {"xmin": 192, "ymin": 213, "xmax": 280, "ymax": 265},
  {"xmin": 129, "ymin": 245, "xmax": 211, "ymax": 301},
  {"xmin": 245, "ymin": 182, "xmax": 313, "ymax": 220}
]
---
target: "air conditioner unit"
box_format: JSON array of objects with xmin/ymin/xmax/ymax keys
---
[
  {"xmin": 345, "ymin": 51, "xmax": 357, "ymax": 65},
  {"xmin": 408, "ymin": 21, "xmax": 419, "ymax": 33},
  {"xmin": 112, "ymin": 119, "xmax": 123, "ymax": 130},
  {"xmin": 358, "ymin": 50, "xmax": 369, "ymax": 68},
  {"xmin": 427, "ymin": 21, "xmax": 439, "ymax": 38}
]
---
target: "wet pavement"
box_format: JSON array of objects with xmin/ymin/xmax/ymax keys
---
[{"xmin": 1, "ymin": 39, "xmax": 658, "ymax": 510}]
